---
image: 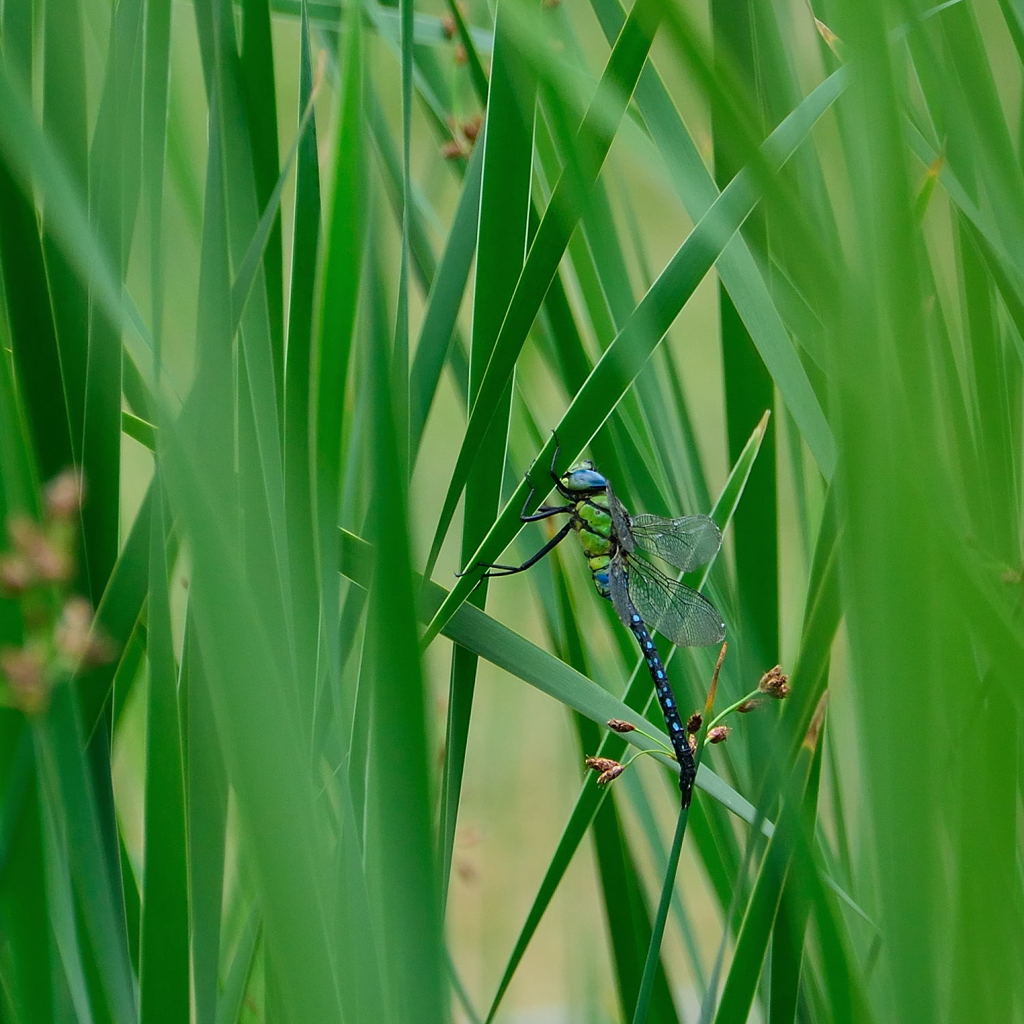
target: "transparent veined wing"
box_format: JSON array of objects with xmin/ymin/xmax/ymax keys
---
[
  {"xmin": 605, "ymin": 483, "xmax": 635, "ymax": 555},
  {"xmin": 607, "ymin": 555, "xmax": 635, "ymax": 630},
  {"xmin": 625, "ymin": 554, "xmax": 726, "ymax": 647},
  {"xmin": 627, "ymin": 514, "xmax": 722, "ymax": 573}
]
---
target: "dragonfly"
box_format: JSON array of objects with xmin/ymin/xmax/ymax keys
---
[{"xmin": 462, "ymin": 447, "xmax": 725, "ymax": 807}]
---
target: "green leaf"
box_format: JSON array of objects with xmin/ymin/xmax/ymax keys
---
[{"xmin": 138, "ymin": 481, "xmax": 189, "ymax": 1024}]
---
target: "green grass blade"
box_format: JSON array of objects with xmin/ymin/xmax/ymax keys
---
[
  {"xmin": 34, "ymin": 694, "xmax": 136, "ymax": 1021},
  {"xmin": 41, "ymin": 0, "xmax": 89, "ymax": 462},
  {"xmin": 83, "ymin": 0, "xmax": 143, "ymax": 601},
  {"xmin": 182, "ymin": 618, "xmax": 228, "ymax": 1024},
  {"xmin": 0, "ymin": 738, "xmax": 59, "ymax": 1023},
  {"xmin": 138, "ymin": 482, "xmax": 189, "ymax": 1023},
  {"xmin": 0, "ymin": 169, "xmax": 72, "ymax": 481},
  {"xmin": 409, "ymin": 140, "xmax": 483, "ymax": 454},
  {"xmin": 362, "ymin": 213, "xmax": 447, "ymax": 1024},
  {"xmin": 393, "ymin": 0, "xmax": 415, "ymax": 469},
  {"xmin": 630, "ymin": 807, "xmax": 688, "ymax": 1024},
  {"xmin": 312, "ymin": 6, "xmax": 364, "ymax": 612},
  {"xmin": 238, "ymin": 0, "xmax": 285, "ymax": 407},
  {"xmin": 0, "ymin": 64, "xmax": 155, "ymax": 381}
]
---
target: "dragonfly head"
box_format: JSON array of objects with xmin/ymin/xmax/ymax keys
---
[{"xmin": 560, "ymin": 461, "xmax": 608, "ymax": 493}]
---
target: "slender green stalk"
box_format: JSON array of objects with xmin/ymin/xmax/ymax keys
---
[{"xmin": 631, "ymin": 806, "xmax": 689, "ymax": 1024}]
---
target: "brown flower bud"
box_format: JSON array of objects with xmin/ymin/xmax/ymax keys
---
[
  {"xmin": 585, "ymin": 756, "xmax": 620, "ymax": 774},
  {"xmin": 7, "ymin": 515, "xmax": 35, "ymax": 549},
  {"xmin": 686, "ymin": 712, "xmax": 702, "ymax": 734},
  {"xmin": 758, "ymin": 665, "xmax": 790, "ymax": 699},
  {"xmin": 454, "ymin": 43, "xmax": 467, "ymax": 65},
  {"xmin": 441, "ymin": 139, "xmax": 466, "ymax": 160},
  {"xmin": 606, "ymin": 718, "xmax": 635, "ymax": 733},
  {"xmin": 440, "ymin": 13, "xmax": 456, "ymax": 38},
  {"xmin": 44, "ymin": 470, "xmax": 85, "ymax": 520},
  {"xmin": 461, "ymin": 115, "xmax": 483, "ymax": 143},
  {"xmin": 55, "ymin": 598, "xmax": 115, "ymax": 667},
  {"xmin": 454, "ymin": 858, "xmax": 478, "ymax": 884},
  {"xmin": 32, "ymin": 543, "xmax": 74, "ymax": 584},
  {"xmin": 8, "ymin": 515, "xmax": 73, "ymax": 583},
  {"xmin": 1, "ymin": 646, "xmax": 49, "ymax": 715},
  {"xmin": 597, "ymin": 764, "xmax": 625, "ymax": 785},
  {"xmin": 707, "ymin": 726, "xmax": 731, "ymax": 744},
  {"xmin": 0, "ymin": 555, "xmax": 34, "ymax": 593},
  {"xmin": 737, "ymin": 699, "xmax": 764, "ymax": 713}
]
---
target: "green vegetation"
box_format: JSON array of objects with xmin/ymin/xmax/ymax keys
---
[{"xmin": 0, "ymin": 0, "xmax": 1020, "ymax": 1021}]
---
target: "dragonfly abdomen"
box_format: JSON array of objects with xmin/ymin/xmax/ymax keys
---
[
  {"xmin": 626, "ymin": 608, "xmax": 697, "ymax": 806},
  {"xmin": 587, "ymin": 554, "xmax": 612, "ymax": 598}
]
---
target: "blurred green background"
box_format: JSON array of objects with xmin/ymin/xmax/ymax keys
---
[{"xmin": 0, "ymin": 0, "xmax": 1021, "ymax": 1021}]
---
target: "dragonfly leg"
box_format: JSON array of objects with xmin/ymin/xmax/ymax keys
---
[
  {"xmin": 523, "ymin": 438, "xmax": 572, "ymax": 506},
  {"xmin": 516, "ymin": 468, "xmax": 573, "ymax": 524},
  {"xmin": 520, "ymin": 503, "xmax": 572, "ymax": 523},
  {"xmin": 548, "ymin": 438, "xmax": 561, "ymax": 481},
  {"xmin": 459, "ymin": 519, "xmax": 574, "ymax": 578},
  {"xmin": 520, "ymin": 479, "xmax": 540, "ymax": 516},
  {"xmin": 518, "ymin": 476, "xmax": 572, "ymax": 521},
  {"xmin": 547, "ymin": 438, "xmax": 577, "ymax": 500},
  {"xmin": 548, "ymin": 438, "xmax": 565, "ymax": 485}
]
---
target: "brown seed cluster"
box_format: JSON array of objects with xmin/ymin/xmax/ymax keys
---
[
  {"xmin": 437, "ymin": 3, "xmax": 490, "ymax": 158},
  {"xmin": 0, "ymin": 647, "xmax": 48, "ymax": 716},
  {"xmin": 45, "ymin": 470, "xmax": 86, "ymax": 520},
  {"xmin": 584, "ymin": 755, "xmax": 625, "ymax": 786},
  {"xmin": 606, "ymin": 718, "xmax": 635, "ymax": 733},
  {"xmin": 0, "ymin": 470, "xmax": 114, "ymax": 715},
  {"xmin": 758, "ymin": 665, "xmax": 790, "ymax": 699},
  {"xmin": 596, "ymin": 764, "xmax": 625, "ymax": 785},
  {"xmin": 55, "ymin": 597, "xmax": 115, "ymax": 667},
  {"xmin": 441, "ymin": 115, "xmax": 484, "ymax": 160}
]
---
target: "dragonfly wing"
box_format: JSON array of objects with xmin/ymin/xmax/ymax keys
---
[
  {"xmin": 628, "ymin": 514, "xmax": 722, "ymax": 573},
  {"xmin": 626, "ymin": 555, "xmax": 726, "ymax": 647},
  {"xmin": 608, "ymin": 554, "xmax": 636, "ymax": 628},
  {"xmin": 605, "ymin": 482, "xmax": 636, "ymax": 554}
]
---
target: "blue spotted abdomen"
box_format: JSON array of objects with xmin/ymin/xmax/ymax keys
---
[{"xmin": 626, "ymin": 606, "xmax": 696, "ymax": 806}]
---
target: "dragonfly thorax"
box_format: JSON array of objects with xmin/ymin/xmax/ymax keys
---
[{"xmin": 571, "ymin": 491, "xmax": 618, "ymax": 598}]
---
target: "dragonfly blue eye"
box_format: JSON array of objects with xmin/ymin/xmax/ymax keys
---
[{"xmin": 562, "ymin": 467, "xmax": 607, "ymax": 491}]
